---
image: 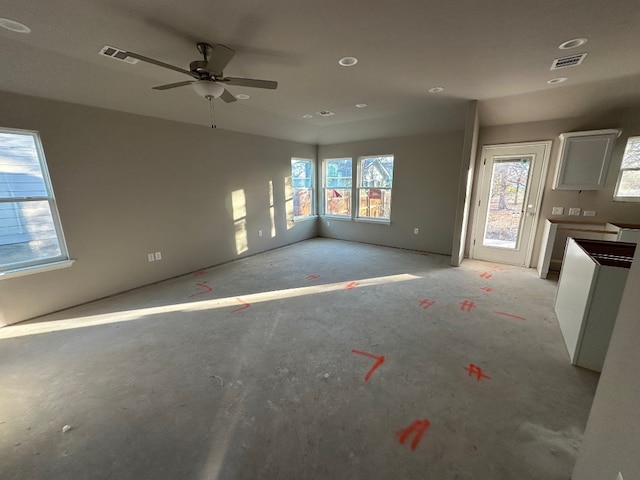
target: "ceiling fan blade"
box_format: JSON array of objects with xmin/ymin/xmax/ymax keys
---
[
  {"xmin": 125, "ymin": 51, "xmax": 199, "ymax": 79},
  {"xmin": 206, "ymin": 44, "xmax": 236, "ymax": 77},
  {"xmin": 221, "ymin": 89, "xmax": 238, "ymax": 103},
  {"xmin": 222, "ymin": 77, "xmax": 278, "ymax": 89},
  {"xmin": 152, "ymin": 80, "xmax": 195, "ymax": 90}
]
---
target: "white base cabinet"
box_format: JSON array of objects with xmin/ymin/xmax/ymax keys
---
[{"xmin": 554, "ymin": 238, "xmax": 635, "ymax": 372}]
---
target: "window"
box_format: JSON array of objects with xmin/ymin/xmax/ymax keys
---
[
  {"xmin": 291, "ymin": 158, "xmax": 314, "ymax": 219},
  {"xmin": 357, "ymin": 155, "xmax": 394, "ymax": 221},
  {"xmin": 0, "ymin": 128, "xmax": 70, "ymax": 275},
  {"xmin": 614, "ymin": 137, "xmax": 640, "ymax": 201},
  {"xmin": 324, "ymin": 158, "xmax": 352, "ymax": 217}
]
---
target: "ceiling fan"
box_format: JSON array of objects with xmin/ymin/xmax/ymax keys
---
[{"xmin": 125, "ymin": 42, "xmax": 278, "ymax": 103}]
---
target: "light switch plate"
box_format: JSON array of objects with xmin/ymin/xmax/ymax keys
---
[
  {"xmin": 569, "ymin": 207, "xmax": 581, "ymax": 216},
  {"xmin": 583, "ymin": 210, "xmax": 596, "ymax": 217},
  {"xmin": 552, "ymin": 207, "xmax": 564, "ymax": 215},
  {"xmin": 154, "ymin": 251, "xmax": 162, "ymax": 260}
]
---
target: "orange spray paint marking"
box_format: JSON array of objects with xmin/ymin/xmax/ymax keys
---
[
  {"xmin": 231, "ymin": 298, "xmax": 250, "ymax": 313},
  {"xmin": 418, "ymin": 299, "xmax": 435, "ymax": 309},
  {"xmin": 464, "ymin": 363, "xmax": 491, "ymax": 381},
  {"xmin": 193, "ymin": 269, "xmax": 208, "ymax": 276},
  {"xmin": 189, "ymin": 282, "xmax": 212, "ymax": 298},
  {"xmin": 306, "ymin": 274, "xmax": 320, "ymax": 280},
  {"xmin": 460, "ymin": 300, "xmax": 476, "ymax": 312},
  {"xmin": 395, "ymin": 419, "xmax": 431, "ymax": 451},
  {"xmin": 351, "ymin": 349, "xmax": 385, "ymax": 381},
  {"xmin": 480, "ymin": 272, "xmax": 493, "ymax": 279},
  {"xmin": 346, "ymin": 281, "xmax": 359, "ymax": 290},
  {"xmin": 481, "ymin": 287, "xmax": 493, "ymax": 292},
  {"xmin": 494, "ymin": 311, "xmax": 525, "ymax": 321}
]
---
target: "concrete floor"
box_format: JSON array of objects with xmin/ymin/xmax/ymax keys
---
[{"xmin": 0, "ymin": 238, "xmax": 599, "ymax": 479}]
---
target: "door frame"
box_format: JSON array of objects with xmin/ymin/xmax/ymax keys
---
[{"xmin": 469, "ymin": 141, "xmax": 552, "ymax": 267}]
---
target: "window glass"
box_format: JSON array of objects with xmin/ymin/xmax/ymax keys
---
[
  {"xmin": 614, "ymin": 137, "xmax": 640, "ymax": 200},
  {"xmin": 357, "ymin": 155, "xmax": 394, "ymax": 220},
  {"xmin": 0, "ymin": 129, "xmax": 69, "ymax": 273},
  {"xmin": 291, "ymin": 158, "xmax": 314, "ymax": 219},
  {"xmin": 324, "ymin": 158, "xmax": 352, "ymax": 216}
]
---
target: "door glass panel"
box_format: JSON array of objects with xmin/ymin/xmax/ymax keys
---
[{"xmin": 482, "ymin": 157, "xmax": 531, "ymax": 249}]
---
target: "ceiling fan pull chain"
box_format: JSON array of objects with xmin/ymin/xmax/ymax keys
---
[{"xmin": 209, "ymin": 96, "xmax": 217, "ymax": 129}]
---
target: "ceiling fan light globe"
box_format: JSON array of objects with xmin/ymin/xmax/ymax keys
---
[{"xmin": 192, "ymin": 80, "xmax": 225, "ymax": 98}]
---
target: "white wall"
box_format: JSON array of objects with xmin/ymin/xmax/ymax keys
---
[
  {"xmin": 472, "ymin": 109, "xmax": 640, "ymax": 265},
  {"xmin": 572, "ymin": 244, "xmax": 640, "ymax": 480},
  {"xmin": 317, "ymin": 130, "xmax": 465, "ymax": 254},
  {"xmin": 0, "ymin": 91, "xmax": 316, "ymax": 326}
]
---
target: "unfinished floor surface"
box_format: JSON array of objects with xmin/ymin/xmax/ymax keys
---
[{"xmin": 0, "ymin": 238, "xmax": 599, "ymax": 479}]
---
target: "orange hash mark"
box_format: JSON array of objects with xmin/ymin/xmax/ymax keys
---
[
  {"xmin": 351, "ymin": 349, "xmax": 385, "ymax": 381},
  {"xmin": 189, "ymin": 282, "xmax": 212, "ymax": 298},
  {"xmin": 396, "ymin": 419, "xmax": 431, "ymax": 451},
  {"xmin": 494, "ymin": 311, "xmax": 525, "ymax": 321},
  {"xmin": 231, "ymin": 298, "xmax": 250, "ymax": 313}
]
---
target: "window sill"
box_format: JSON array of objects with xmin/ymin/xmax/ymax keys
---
[
  {"xmin": 322, "ymin": 215, "xmax": 353, "ymax": 221},
  {"xmin": 0, "ymin": 259, "xmax": 75, "ymax": 280},
  {"xmin": 293, "ymin": 214, "xmax": 318, "ymax": 223},
  {"xmin": 613, "ymin": 197, "xmax": 640, "ymax": 203},
  {"xmin": 354, "ymin": 217, "xmax": 391, "ymax": 225}
]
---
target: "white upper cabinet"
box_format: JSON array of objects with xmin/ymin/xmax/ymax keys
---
[{"xmin": 553, "ymin": 129, "xmax": 621, "ymax": 190}]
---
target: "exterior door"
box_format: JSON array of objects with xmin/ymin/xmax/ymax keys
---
[{"xmin": 470, "ymin": 142, "xmax": 551, "ymax": 266}]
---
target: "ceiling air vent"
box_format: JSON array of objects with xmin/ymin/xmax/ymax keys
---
[
  {"xmin": 99, "ymin": 45, "xmax": 138, "ymax": 64},
  {"xmin": 550, "ymin": 53, "xmax": 587, "ymax": 70},
  {"xmin": 315, "ymin": 110, "xmax": 336, "ymax": 117}
]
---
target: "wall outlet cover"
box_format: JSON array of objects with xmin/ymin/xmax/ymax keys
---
[
  {"xmin": 147, "ymin": 253, "xmax": 155, "ymax": 262},
  {"xmin": 583, "ymin": 210, "xmax": 596, "ymax": 216},
  {"xmin": 154, "ymin": 251, "xmax": 162, "ymax": 260},
  {"xmin": 414, "ymin": 228, "xmax": 419, "ymax": 235},
  {"xmin": 552, "ymin": 207, "xmax": 564, "ymax": 215},
  {"xmin": 569, "ymin": 207, "xmax": 581, "ymax": 216}
]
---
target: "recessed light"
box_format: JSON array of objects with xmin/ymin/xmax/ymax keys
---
[
  {"xmin": 338, "ymin": 56, "xmax": 358, "ymax": 67},
  {"xmin": 559, "ymin": 38, "xmax": 588, "ymax": 50},
  {"xmin": 547, "ymin": 77, "xmax": 568, "ymax": 84},
  {"xmin": 235, "ymin": 94, "xmax": 250, "ymax": 100},
  {"xmin": 428, "ymin": 86, "xmax": 445, "ymax": 93},
  {"xmin": 355, "ymin": 103, "xmax": 368, "ymax": 108},
  {"xmin": 302, "ymin": 114, "xmax": 313, "ymax": 119},
  {"xmin": 0, "ymin": 18, "xmax": 31, "ymax": 33}
]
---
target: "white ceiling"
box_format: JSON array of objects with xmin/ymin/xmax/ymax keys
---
[{"xmin": 1, "ymin": 0, "xmax": 640, "ymax": 144}]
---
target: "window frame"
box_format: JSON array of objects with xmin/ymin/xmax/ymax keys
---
[
  {"xmin": 0, "ymin": 127, "xmax": 72, "ymax": 278},
  {"xmin": 356, "ymin": 154, "xmax": 394, "ymax": 223},
  {"xmin": 614, "ymin": 136, "xmax": 640, "ymax": 202},
  {"xmin": 323, "ymin": 157, "xmax": 353, "ymax": 219},
  {"xmin": 290, "ymin": 157, "xmax": 316, "ymax": 221}
]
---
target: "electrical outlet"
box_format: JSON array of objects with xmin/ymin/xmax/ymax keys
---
[
  {"xmin": 583, "ymin": 210, "xmax": 596, "ymax": 217},
  {"xmin": 327, "ymin": 220, "xmax": 331, "ymax": 227},
  {"xmin": 258, "ymin": 230, "xmax": 263, "ymax": 237},
  {"xmin": 147, "ymin": 253, "xmax": 155, "ymax": 262},
  {"xmin": 154, "ymin": 251, "xmax": 162, "ymax": 261},
  {"xmin": 414, "ymin": 228, "xmax": 419, "ymax": 235},
  {"xmin": 552, "ymin": 207, "xmax": 564, "ymax": 215},
  {"xmin": 568, "ymin": 207, "xmax": 581, "ymax": 216}
]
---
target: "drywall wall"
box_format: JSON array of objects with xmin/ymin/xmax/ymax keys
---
[
  {"xmin": 471, "ymin": 109, "xmax": 640, "ymax": 266},
  {"xmin": 0, "ymin": 91, "xmax": 316, "ymax": 326},
  {"xmin": 451, "ymin": 100, "xmax": 479, "ymax": 266},
  {"xmin": 317, "ymin": 130, "xmax": 465, "ymax": 254},
  {"xmin": 571, "ymin": 244, "xmax": 640, "ymax": 480}
]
